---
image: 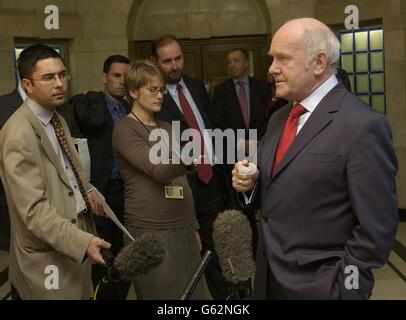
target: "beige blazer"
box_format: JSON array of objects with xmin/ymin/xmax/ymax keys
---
[{"xmin": 0, "ymin": 102, "xmax": 96, "ymax": 299}]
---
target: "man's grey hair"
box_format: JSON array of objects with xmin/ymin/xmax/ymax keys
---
[{"xmin": 302, "ymin": 26, "xmax": 340, "ymax": 72}]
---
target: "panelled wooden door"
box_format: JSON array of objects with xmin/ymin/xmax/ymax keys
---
[{"xmin": 130, "ymin": 35, "xmax": 270, "ymax": 95}]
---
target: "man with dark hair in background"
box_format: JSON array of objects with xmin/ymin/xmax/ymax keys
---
[
  {"xmin": 211, "ymin": 48, "xmax": 272, "ymax": 256},
  {"xmin": 0, "ymin": 44, "xmax": 109, "ymax": 299},
  {"xmin": 151, "ymin": 35, "xmax": 229, "ymax": 300},
  {"xmin": 69, "ymin": 55, "xmax": 131, "ymax": 300}
]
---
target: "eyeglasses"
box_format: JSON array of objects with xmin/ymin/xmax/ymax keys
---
[
  {"xmin": 28, "ymin": 71, "xmax": 71, "ymax": 86},
  {"xmin": 147, "ymin": 86, "xmax": 168, "ymax": 96}
]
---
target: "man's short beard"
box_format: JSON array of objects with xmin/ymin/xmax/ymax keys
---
[{"xmin": 166, "ymin": 70, "xmax": 182, "ymax": 84}]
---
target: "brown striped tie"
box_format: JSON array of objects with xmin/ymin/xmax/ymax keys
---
[{"xmin": 51, "ymin": 112, "xmax": 91, "ymax": 212}]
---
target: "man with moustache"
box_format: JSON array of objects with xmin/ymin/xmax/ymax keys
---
[
  {"xmin": 152, "ymin": 35, "xmax": 229, "ymax": 299},
  {"xmin": 0, "ymin": 44, "xmax": 110, "ymax": 299},
  {"xmin": 0, "ymin": 81, "xmax": 80, "ymax": 253},
  {"xmin": 69, "ymin": 55, "xmax": 131, "ymax": 299}
]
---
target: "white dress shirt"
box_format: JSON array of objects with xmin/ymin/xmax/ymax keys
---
[
  {"xmin": 166, "ymin": 78, "xmax": 214, "ymax": 165},
  {"xmin": 18, "ymin": 81, "xmax": 27, "ymax": 101},
  {"xmin": 295, "ymin": 74, "xmax": 339, "ymax": 135},
  {"xmin": 243, "ymin": 74, "xmax": 339, "ymax": 204}
]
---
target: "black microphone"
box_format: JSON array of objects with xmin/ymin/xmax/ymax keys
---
[
  {"xmin": 180, "ymin": 250, "xmax": 213, "ymax": 300},
  {"xmin": 100, "ymin": 233, "xmax": 166, "ymax": 282},
  {"xmin": 213, "ymin": 209, "xmax": 256, "ymax": 300}
]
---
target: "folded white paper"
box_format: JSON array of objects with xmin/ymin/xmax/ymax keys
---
[{"xmin": 93, "ymin": 188, "xmax": 135, "ymax": 242}]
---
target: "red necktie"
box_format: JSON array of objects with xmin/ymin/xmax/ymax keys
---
[
  {"xmin": 272, "ymin": 103, "xmax": 306, "ymax": 176},
  {"xmin": 176, "ymin": 84, "xmax": 213, "ymax": 184},
  {"xmin": 238, "ymin": 80, "xmax": 249, "ymax": 129}
]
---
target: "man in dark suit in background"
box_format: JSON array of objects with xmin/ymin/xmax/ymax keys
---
[
  {"xmin": 0, "ymin": 82, "xmax": 80, "ymax": 252},
  {"xmin": 152, "ymin": 35, "xmax": 229, "ymax": 299},
  {"xmin": 211, "ymin": 48, "xmax": 272, "ymax": 255},
  {"xmin": 212, "ymin": 48, "xmax": 271, "ymax": 142},
  {"xmin": 69, "ymin": 55, "xmax": 131, "ymax": 300},
  {"xmin": 232, "ymin": 18, "xmax": 398, "ymax": 299}
]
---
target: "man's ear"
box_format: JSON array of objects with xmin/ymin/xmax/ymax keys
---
[
  {"xmin": 102, "ymin": 72, "xmax": 107, "ymax": 85},
  {"xmin": 313, "ymin": 51, "xmax": 328, "ymax": 76},
  {"xmin": 21, "ymin": 78, "xmax": 33, "ymax": 94}
]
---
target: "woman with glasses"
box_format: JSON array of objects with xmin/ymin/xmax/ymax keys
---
[{"xmin": 112, "ymin": 60, "xmax": 206, "ymax": 299}]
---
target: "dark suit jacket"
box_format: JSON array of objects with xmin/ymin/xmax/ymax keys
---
[
  {"xmin": 157, "ymin": 75, "xmax": 213, "ymax": 134},
  {"xmin": 69, "ymin": 91, "xmax": 131, "ymax": 193},
  {"xmin": 0, "ymin": 90, "xmax": 21, "ymax": 130},
  {"xmin": 0, "ymin": 89, "xmax": 80, "ymax": 136},
  {"xmin": 211, "ymin": 77, "xmax": 271, "ymax": 140},
  {"xmin": 0, "ymin": 90, "xmax": 21, "ymax": 251},
  {"xmin": 253, "ymin": 83, "xmax": 398, "ymax": 299},
  {"xmin": 0, "ymin": 89, "xmax": 80, "ymax": 251},
  {"xmin": 155, "ymin": 75, "xmax": 225, "ymax": 207}
]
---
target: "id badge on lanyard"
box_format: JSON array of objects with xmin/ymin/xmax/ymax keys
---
[{"xmin": 164, "ymin": 181, "xmax": 184, "ymax": 199}]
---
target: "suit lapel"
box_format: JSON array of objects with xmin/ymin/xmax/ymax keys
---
[
  {"xmin": 248, "ymin": 78, "xmax": 257, "ymax": 128},
  {"xmin": 248, "ymin": 78, "xmax": 263, "ymax": 128},
  {"xmin": 20, "ymin": 104, "xmax": 72, "ymax": 189},
  {"xmin": 163, "ymin": 93, "xmax": 187, "ymax": 125},
  {"xmin": 183, "ymin": 76, "xmax": 212, "ymax": 128},
  {"xmin": 262, "ymin": 102, "xmax": 292, "ymax": 180},
  {"xmin": 271, "ymin": 84, "xmax": 344, "ymax": 179}
]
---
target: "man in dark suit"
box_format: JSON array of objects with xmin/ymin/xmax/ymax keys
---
[
  {"xmin": 69, "ymin": 55, "xmax": 131, "ymax": 300},
  {"xmin": 211, "ymin": 48, "xmax": 272, "ymax": 255},
  {"xmin": 152, "ymin": 35, "xmax": 229, "ymax": 299},
  {"xmin": 0, "ymin": 88, "xmax": 22, "ymax": 252},
  {"xmin": 232, "ymin": 18, "xmax": 398, "ymax": 299},
  {"xmin": 0, "ymin": 83, "xmax": 80, "ymax": 252},
  {"xmin": 212, "ymin": 48, "xmax": 271, "ymax": 141}
]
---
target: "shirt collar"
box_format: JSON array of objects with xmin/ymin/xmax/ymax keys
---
[
  {"xmin": 18, "ymin": 82, "xmax": 27, "ymax": 101},
  {"xmin": 26, "ymin": 97, "xmax": 55, "ymax": 126},
  {"xmin": 297, "ymin": 74, "xmax": 339, "ymax": 113},
  {"xmin": 104, "ymin": 94, "xmax": 125, "ymax": 110},
  {"xmin": 233, "ymin": 75, "xmax": 249, "ymax": 86},
  {"xmin": 166, "ymin": 77, "xmax": 186, "ymax": 97}
]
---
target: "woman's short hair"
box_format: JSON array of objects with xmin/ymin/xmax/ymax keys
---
[{"xmin": 125, "ymin": 59, "xmax": 163, "ymax": 103}]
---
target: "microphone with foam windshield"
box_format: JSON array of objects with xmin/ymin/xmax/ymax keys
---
[
  {"xmin": 94, "ymin": 233, "xmax": 166, "ymax": 299},
  {"xmin": 213, "ymin": 209, "xmax": 256, "ymax": 300}
]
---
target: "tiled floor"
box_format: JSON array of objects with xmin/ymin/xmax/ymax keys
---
[{"xmin": 1, "ymin": 222, "xmax": 405, "ymax": 300}]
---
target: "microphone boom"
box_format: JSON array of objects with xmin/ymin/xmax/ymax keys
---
[{"xmin": 180, "ymin": 250, "xmax": 213, "ymax": 300}]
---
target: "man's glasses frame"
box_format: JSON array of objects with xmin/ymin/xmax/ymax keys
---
[{"xmin": 27, "ymin": 71, "xmax": 71, "ymax": 86}]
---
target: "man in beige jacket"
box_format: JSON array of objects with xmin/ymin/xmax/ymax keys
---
[{"xmin": 0, "ymin": 44, "xmax": 110, "ymax": 299}]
